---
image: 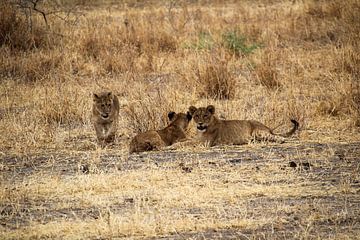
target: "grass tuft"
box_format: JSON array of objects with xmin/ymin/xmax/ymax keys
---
[
  {"xmin": 35, "ymin": 86, "xmax": 89, "ymax": 125},
  {"xmin": 183, "ymin": 31, "xmax": 214, "ymax": 50},
  {"xmin": 123, "ymin": 89, "xmax": 172, "ymax": 133},
  {"xmin": 197, "ymin": 53, "xmax": 235, "ymax": 100},
  {"xmin": 254, "ymin": 50, "xmax": 281, "ymax": 90}
]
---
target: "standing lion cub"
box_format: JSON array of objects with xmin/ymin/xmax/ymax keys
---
[
  {"xmin": 129, "ymin": 111, "xmax": 192, "ymax": 153},
  {"xmin": 189, "ymin": 105, "xmax": 299, "ymax": 147},
  {"xmin": 92, "ymin": 91, "xmax": 120, "ymax": 145}
]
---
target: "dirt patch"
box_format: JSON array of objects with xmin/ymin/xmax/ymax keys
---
[{"xmin": 1, "ymin": 141, "xmax": 360, "ymax": 238}]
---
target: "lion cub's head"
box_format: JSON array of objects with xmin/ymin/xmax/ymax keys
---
[
  {"xmin": 93, "ymin": 92, "xmax": 115, "ymax": 120},
  {"xmin": 188, "ymin": 105, "xmax": 216, "ymax": 132},
  {"xmin": 167, "ymin": 111, "xmax": 192, "ymax": 130}
]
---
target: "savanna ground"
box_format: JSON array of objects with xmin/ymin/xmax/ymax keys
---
[{"xmin": 1, "ymin": 0, "xmax": 360, "ymax": 239}]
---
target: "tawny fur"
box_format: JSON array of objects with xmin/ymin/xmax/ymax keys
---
[
  {"xmin": 129, "ymin": 111, "xmax": 192, "ymax": 153},
  {"xmin": 189, "ymin": 105, "xmax": 299, "ymax": 147},
  {"xmin": 92, "ymin": 91, "xmax": 120, "ymax": 145}
]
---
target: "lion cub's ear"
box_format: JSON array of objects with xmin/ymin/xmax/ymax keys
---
[
  {"xmin": 168, "ymin": 111, "xmax": 176, "ymax": 121},
  {"xmin": 189, "ymin": 106, "xmax": 197, "ymax": 115},
  {"xmin": 93, "ymin": 93, "xmax": 99, "ymax": 101},
  {"xmin": 206, "ymin": 105, "xmax": 215, "ymax": 114},
  {"xmin": 186, "ymin": 111, "xmax": 192, "ymax": 121}
]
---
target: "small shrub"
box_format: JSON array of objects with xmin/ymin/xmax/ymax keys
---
[
  {"xmin": 101, "ymin": 45, "xmax": 138, "ymax": 74},
  {"xmin": 36, "ymin": 86, "xmax": 88, "ymax": 125},
  {"xmin": 306, "ymin": 1, "xmax": 342, "ymax": 19},
  {"xmin": 150, "ymin": 32, "xmax": 177, "ymax": 53},
  {"xmin": 254, "ymin": 51, "xmax": 281, "ymax": 90},
  {"xmin": 124, "ymin": 103, "xmax": 168, "ymax": 134},
  {"xmin": 0, "ymin": 3, "xmax": 50, "ymax": 51},
  {"xmin": 316, "ymin": 84, "xmax": 360, "ymax": 121},
  {"xmin": 123, "ymin": 88, "xmax": 173, "ymax": 133},
  {"xmin": 122, "ymin": 19, "xmax": 177, "ymax": 54},
  {"xmin": 81, "ymin": 35, "xmax": 103, "ymax": 60},
  {"xmin": 222, "ymin": 31, "xmax": 259, "ymax": 56},
  {"xmin": 197, "ymin": 55, "xmax": 236, "ymax": 100}
]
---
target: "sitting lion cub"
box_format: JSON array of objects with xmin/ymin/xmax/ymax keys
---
[
  {"xmin": 92, "ymin": 92, "xmax": 120, "ymax": 145},
  {"xmin": 129, "ymin": 111, "xmax": 192, "ymax": 153},
  {"xmin": 189, "ymin": 105, "xmax": 299, "ymax": 147}
]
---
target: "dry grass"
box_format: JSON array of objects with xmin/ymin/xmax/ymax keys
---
[
  {"xmin": 1, "ymin": 0, "xmax": 360, "ymax": 238},
  {"xmin": 196, "ymin": 51, "xmax": 236, "ymax": 100},
  {"xmin": 254, "ymin": 49, "xmax": 281, "ymax": 90},
  {"xmin": 0, "ymin": 3, "xmax": 49, "ymax": 51}
]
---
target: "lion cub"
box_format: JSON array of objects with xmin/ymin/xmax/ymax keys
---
[
  {"xmin": 189, "ymin": 105, "xmax": 299, "ymax": 147},
  {"xmin": 92, "ymin": 92, "xmax": 120, "ymax": 145},
  {"xmin": 129, "ymin": 111, "xmax": 192, "ymax": 153}
]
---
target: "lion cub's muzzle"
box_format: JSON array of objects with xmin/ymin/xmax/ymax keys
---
[
  {"xmin": 196, "ymin": 123, "xmax": 208, "ymax": 132},
  {"xmin": 101, "ymin": 113, "xmax": 109, "ymax": 119}
]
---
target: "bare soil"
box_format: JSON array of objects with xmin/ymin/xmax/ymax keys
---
[{"xmin": 1, "ymin": 141, "xmax": 359, "ymax": 239}]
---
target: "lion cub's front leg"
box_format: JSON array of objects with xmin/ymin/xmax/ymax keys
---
[
  {"xmin": 95, "ymin": 123, "xmax": 115, "ymax": 145},
  {"xmin": 105, "ymin": 121, "xmax": 117, "ymax": 143},
  {"xmin": 147, "ymin": 137, "xmax": 166, "ymax": 151},
  {"xmin": 94, "ymin": 124, "xmax": 105, "ymax": 142}
]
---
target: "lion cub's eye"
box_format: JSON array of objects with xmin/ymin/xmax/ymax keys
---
[{"xmin": 101, "ymin": 104, "xmax": 105, "ymax": 107}]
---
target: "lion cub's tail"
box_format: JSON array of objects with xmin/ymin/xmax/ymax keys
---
[{"xmin": 278, "ymin": 119, "xmax": 299, "ymax": 137}]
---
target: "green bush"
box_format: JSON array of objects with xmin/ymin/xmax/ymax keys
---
[{"xmin": 222, "ymin": 31, "xmax": 260, "ymax": 56}]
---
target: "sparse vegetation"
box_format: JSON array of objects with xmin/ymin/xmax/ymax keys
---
[
  {"xmin": 196, "ymin": 53, "xmax": 236, "ymax": 100},
  {"xmin": 222, "ymin": 30, "xmax": 260, "ymax": 56},
  {"xmin": 184, "ymin": 31, "xmax": 214, "ymax": 50},
  {"xmin": 254, "ymin": 49, "xmax": 281, "ymax": 90},
  {"xmin": 1, "ymin": 0, "xmax": 360, "ymax": 239}
]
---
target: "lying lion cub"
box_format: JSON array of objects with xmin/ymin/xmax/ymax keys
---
[
  {"xmin": 189, "ymin": 105, "xmax": 299, "ymax": 147},
  {"xmin": 129, "ymin": 111, "xmax": 192, "ymax": 153}
]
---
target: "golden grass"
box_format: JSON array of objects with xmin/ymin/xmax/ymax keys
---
[{"xmin": 1, "ymin": 0, "xmax": 360, "ymax": 238}]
